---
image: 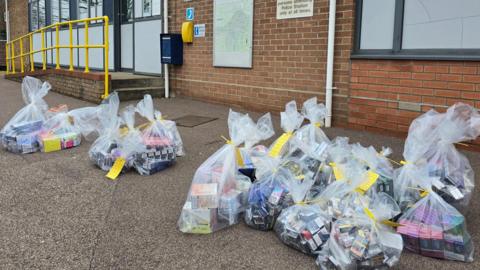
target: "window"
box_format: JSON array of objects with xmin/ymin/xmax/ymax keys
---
[
  {"xmin": 135, "ymin": 0, "xmax": 160, "ymax": 18},
  {"xmin": 122, "ymin": 0, "xmax": 134, "ymax": 22},
  {"xmin": 78, "ymin": 0, "xmax": 89, "ymax": 19},
  {"xmin": 403, "ymin": 0, "xmax": 480, "ymax": 49},
  {"xmin": 90, "ymin": 0, "xmax": 103, "ymax": 18},
  {"xmin": 29, "ymin": 0, "xmax": 46, "ymax": 31},
  {"xmin": 60, "ymin": 0, "xmax": 70, "ymax": 22},
  {"xmin": 51, "ymin": 0, "xmax": 60, "ymax": 23},
  {"xmin": 51, "ymin": 0, "xmax": 70, "ymax": 23},
  {"xmin": 353, "ymin": 0, "xmax": 480, "ymax": 60}
]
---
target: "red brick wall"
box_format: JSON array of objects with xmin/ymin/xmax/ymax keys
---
[
  {"xmin": 169, "ymin": 0, "xmax": 355, "ymax": 125},
  {"xmin": 349, "ymin": 60, "xmax": 480, "ymax": 138}
]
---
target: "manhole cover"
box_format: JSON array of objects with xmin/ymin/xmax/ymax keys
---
[{"xmin": 173, "ymin": 115, "xmax": 218, "ymax": 127}]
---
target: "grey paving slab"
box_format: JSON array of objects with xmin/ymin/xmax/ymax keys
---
[{"xmin": 1, "ymin": 77, "xmax": 480, "ymax": 269}]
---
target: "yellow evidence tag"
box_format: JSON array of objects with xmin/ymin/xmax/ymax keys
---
[
  {"xmin": 106, "ymin": 157, "xmax": 126, "ymax": 180},
  {"xmin": 269, "ymin": 133, "xmax": 293, "ymax": 158},
  {"xmin": 356, "ymin": 170, "xmax": 380, "ymax": 194},
  {"xmin": 329, "ymin": 162, "xmax": 344, "ymax": 181},
  {"xmin": 235, "ymin": 147, "xmax": 245, "ymax": 168}
]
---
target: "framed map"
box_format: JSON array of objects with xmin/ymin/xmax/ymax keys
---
[{"xmin": 213, "ymin": 0, "xmax": 254, "ymax": 68}]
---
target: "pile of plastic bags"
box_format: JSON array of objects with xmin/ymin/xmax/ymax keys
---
[
  {"xmin": 1, "ymin": 77, "xmax": 185, "ymax": 180},
  {"xmin": 178, "ymin": 97, "xmax": 479, "ymax": 269}
]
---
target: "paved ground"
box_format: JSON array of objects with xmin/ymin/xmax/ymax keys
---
[{"xmin": 0, "ymin": 77, "xmax": 479, "ymax": 270}]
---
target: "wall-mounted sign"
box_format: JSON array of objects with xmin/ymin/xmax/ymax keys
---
[
  {"xmin": 194, "ymin": 24, "xmax": 206, "ymax": 38},
  {"xmin": 277, "ymin": 0, "xmax": 314, "ymax": 20},
  {"xmin": 186, "ymin": 7, "xmax": 195, "ymax": 21}
]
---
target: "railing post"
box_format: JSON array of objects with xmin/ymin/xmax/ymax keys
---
[
  {"xmin": 69, "ymin": 22, "xmax": 74, "ymax": 71},
  {"xmin": 84, "ymin": 21, "xmax": 89, "ymax": 73},
  {"xmin": 29, "ymin": 34, "xmax": 35, "ymax": 72},
  {"xmin": 41, "ymin": 30, "xmax": 46, "ymax": 70},
  {"xmin": 103, "ymin": 16, "xmax": 109, "ymax": 99},
  {"xmin": 5, "ymin": 43, "xmax": 9, "ymax": 75},
  {"xmin": 11, "ymin": 42, "xmax": 15, "ymax": 74},
  {"xmin": 19, "ymin": 38, "xmax": 24, "ymax": 73},
  {"xmin": 56, "ymin": 24, "xmax": 60, "ymax": 69}
]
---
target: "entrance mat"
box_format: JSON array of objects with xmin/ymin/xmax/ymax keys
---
[{"xmin": 173, "ymin": 115, "xmax": 218, "ymax": 127}]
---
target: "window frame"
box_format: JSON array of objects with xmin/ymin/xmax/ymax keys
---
[{"xmin": 352, "ymin": 0, "xmax": 480, "ymax": 61}]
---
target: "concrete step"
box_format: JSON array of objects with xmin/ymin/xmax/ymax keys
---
[
  {"xmin": 111, "ymin": 77, "xmax": 164, "ymax": 89},
  {"xmin": 114, "ymin": 86, "xmax": 165, "ymax": 101}
]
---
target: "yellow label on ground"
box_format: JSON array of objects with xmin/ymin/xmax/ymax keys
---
[
  {"xmin": 106, "ymin": 157, "xmax": 126, "ymax": 180},
  {"xmin": 43, "ymin": 137, "xmax": 61, "ymax": 152},
  {"xmin": 329, "ymin": 162, "xmax": 344, "ymax": 181},
  {"xmin": 269, "ymin": 133, "xmax": 293, "ymax": 157},
  {"xmin": 356, "ymin": 170, "xmax": 380, "ymax": 194}
]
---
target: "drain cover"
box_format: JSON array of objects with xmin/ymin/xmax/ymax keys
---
[{"xmin": 173, "ymin": 115, "xmax": 218, "ymax": 127}]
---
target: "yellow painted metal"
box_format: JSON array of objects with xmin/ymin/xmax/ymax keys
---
[
  {"xmin": 103, "ymin": 16, "xmax": 109, "ymax": 99},
  {"xmin": 11, "ymin": 42, "xmax": 15, "ymax": 74},
  {"xmin": 55, "ymin": 25, "xmax": 60, "ymax": 69},
  {"xmin": 19, "ymin": 38, "xmax": 24, "ymax": 73},
  {"xmin": 84, "ymin": 22, "xmax": 90, "ymax": 73},
  {"xmin": 41, "ymin": 30, "xmax": 46, "ymax": 70},
  {"xmin": 29, "ymin": 34, "xmax": 35, "ymax": 72},
  {"xmin": 69, "ymin": 22, "xmax": 74, "ymax": 71},
  {"xmin": 5, "ymin": 43, "xmax": 9, "ymax": 74},
  {"xmin": 6, "ymin": 16, "xmax": 110, "ymax": 99}
]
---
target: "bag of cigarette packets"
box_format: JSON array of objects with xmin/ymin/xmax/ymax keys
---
[
  {"xmin": 394, "ymin": 109, "xmax": 445, "ymax": 211},
  {"xmin": 178, "ymin": 110, "xmax": 253, "ymax": 234},
  {"xmin": 36, "ymin": 101, "xmax": 101, "ymax": 153},
  {"xmin": 351, "ymin": 144, "xmax": 395, "ymax": 198},
  {"xmin": 0, "ymin": 76, "xmax": 51, "ymax": 154},
  {"xmin": 295, "ymin": 97, "xmax": 331, "ymax": 153},
  {"xmin": 267, "ymin": 100, "xmax": 304, "ymax": 159},
  {"xmin": 244, "ymin": 156, "xmax": 320, "ymax": 231},
  {"xmin": 275, "ymin": 204, "xmax": 332, "ymax": 255},
  {"xmin": 134, "ymin": 95, "xmax": 183, "ymax": 175},
  {"xmin": 422, "ymin": 103, "xmax": 480, "ymax": 213},
  {"xmin": 239, "ymin": 113, "xmax": 275, "ymax": 182},
  {"xmin": 316, "ymin": 193, "xmax": 403, "ymax": 270},
  {"xmin": 397, "ymin": 188, "xmax": 474, "ymax": 262},
  {"xmin": 89, "ymin": 92, "xmax": 123, "ymax": 171},
  {"xmin": 395, "ymin": 103, "xmax": 480, "ymax": 213},
  {"xmin": 103, "ymin": 105, "xmax": 145, "ymax": 180}
]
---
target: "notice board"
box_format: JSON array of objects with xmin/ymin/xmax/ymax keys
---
[{"xmin": 213, "ymin": 0, "xmax": 254, "ymax": 68}]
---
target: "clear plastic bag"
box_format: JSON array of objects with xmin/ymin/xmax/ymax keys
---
[
  {"xmin": 134, "ymin": 95, "xmax": 181, "ymax": 175},
  {"xmin": 274, "ymin": 203, "xmax": 331, "ymax": 255},
  {"xmin": 268, "ymin": 100, "xmax": 304, "ymax": 159},
  {"xmin": 394, "ymin": 109, "xmax": 445, "ymax": 211},
  {"xmin": 423, "ymin": 103, "xmax": 479, "ymax": 212},
  {"xmin": 395, "ymin": 103, "xmax": 480, "ymax": 213},
  {"xmin": 294, "ymin": 97, "xmax": 330, "ymax": 159},
  {"xmin": 178, "ymin": 110, "xmax": 252, "ymax": 234},
  {"xmin": 397, "ymin": 190, "xmax": 474, "ymax": 262},
  {"xmin": 239, "ymin": 113, "xmax": 275, "ymax": 181},
  {"xmin": 1, "ymin": 76, "xmax": 51, "ymax": 154},
  {"xmin": 117, "ymin": 105, "xmax": 146, "ymax": 170},
  {"xmin": 37, "ymin": 104, "xmax": 103, "ymax": 153},
  {"xmin": 316, "ymin": 193, "xmax": 403, "ymax": 270},
  {"xmin": 88, "ymin": 92, "xmax": 123, "ymax": 171},
  {"xmin": 244, "ymin": 156, "xmax": 318, "ymax": 231},
  {"xmin": 351, "ymin": 143, "xmax": 395, "ymax": 198}
]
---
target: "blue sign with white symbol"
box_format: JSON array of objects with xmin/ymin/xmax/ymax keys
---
[
  {"xmin": 194, "ymin": 24, "xmax": 205, "ymax": 38},
  {"xmin": 186, "ymin": 7, "xmax": 195, "ymax": 21}
]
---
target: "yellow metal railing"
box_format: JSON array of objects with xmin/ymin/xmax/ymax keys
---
[{"xmin": 5, "ymin": 16, "xmax": 110, "ymax": 99}]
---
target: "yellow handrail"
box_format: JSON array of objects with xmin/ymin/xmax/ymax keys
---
[{"xmin": 5, "ymin": 16, "xmax": 110, "ymax": 99}]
